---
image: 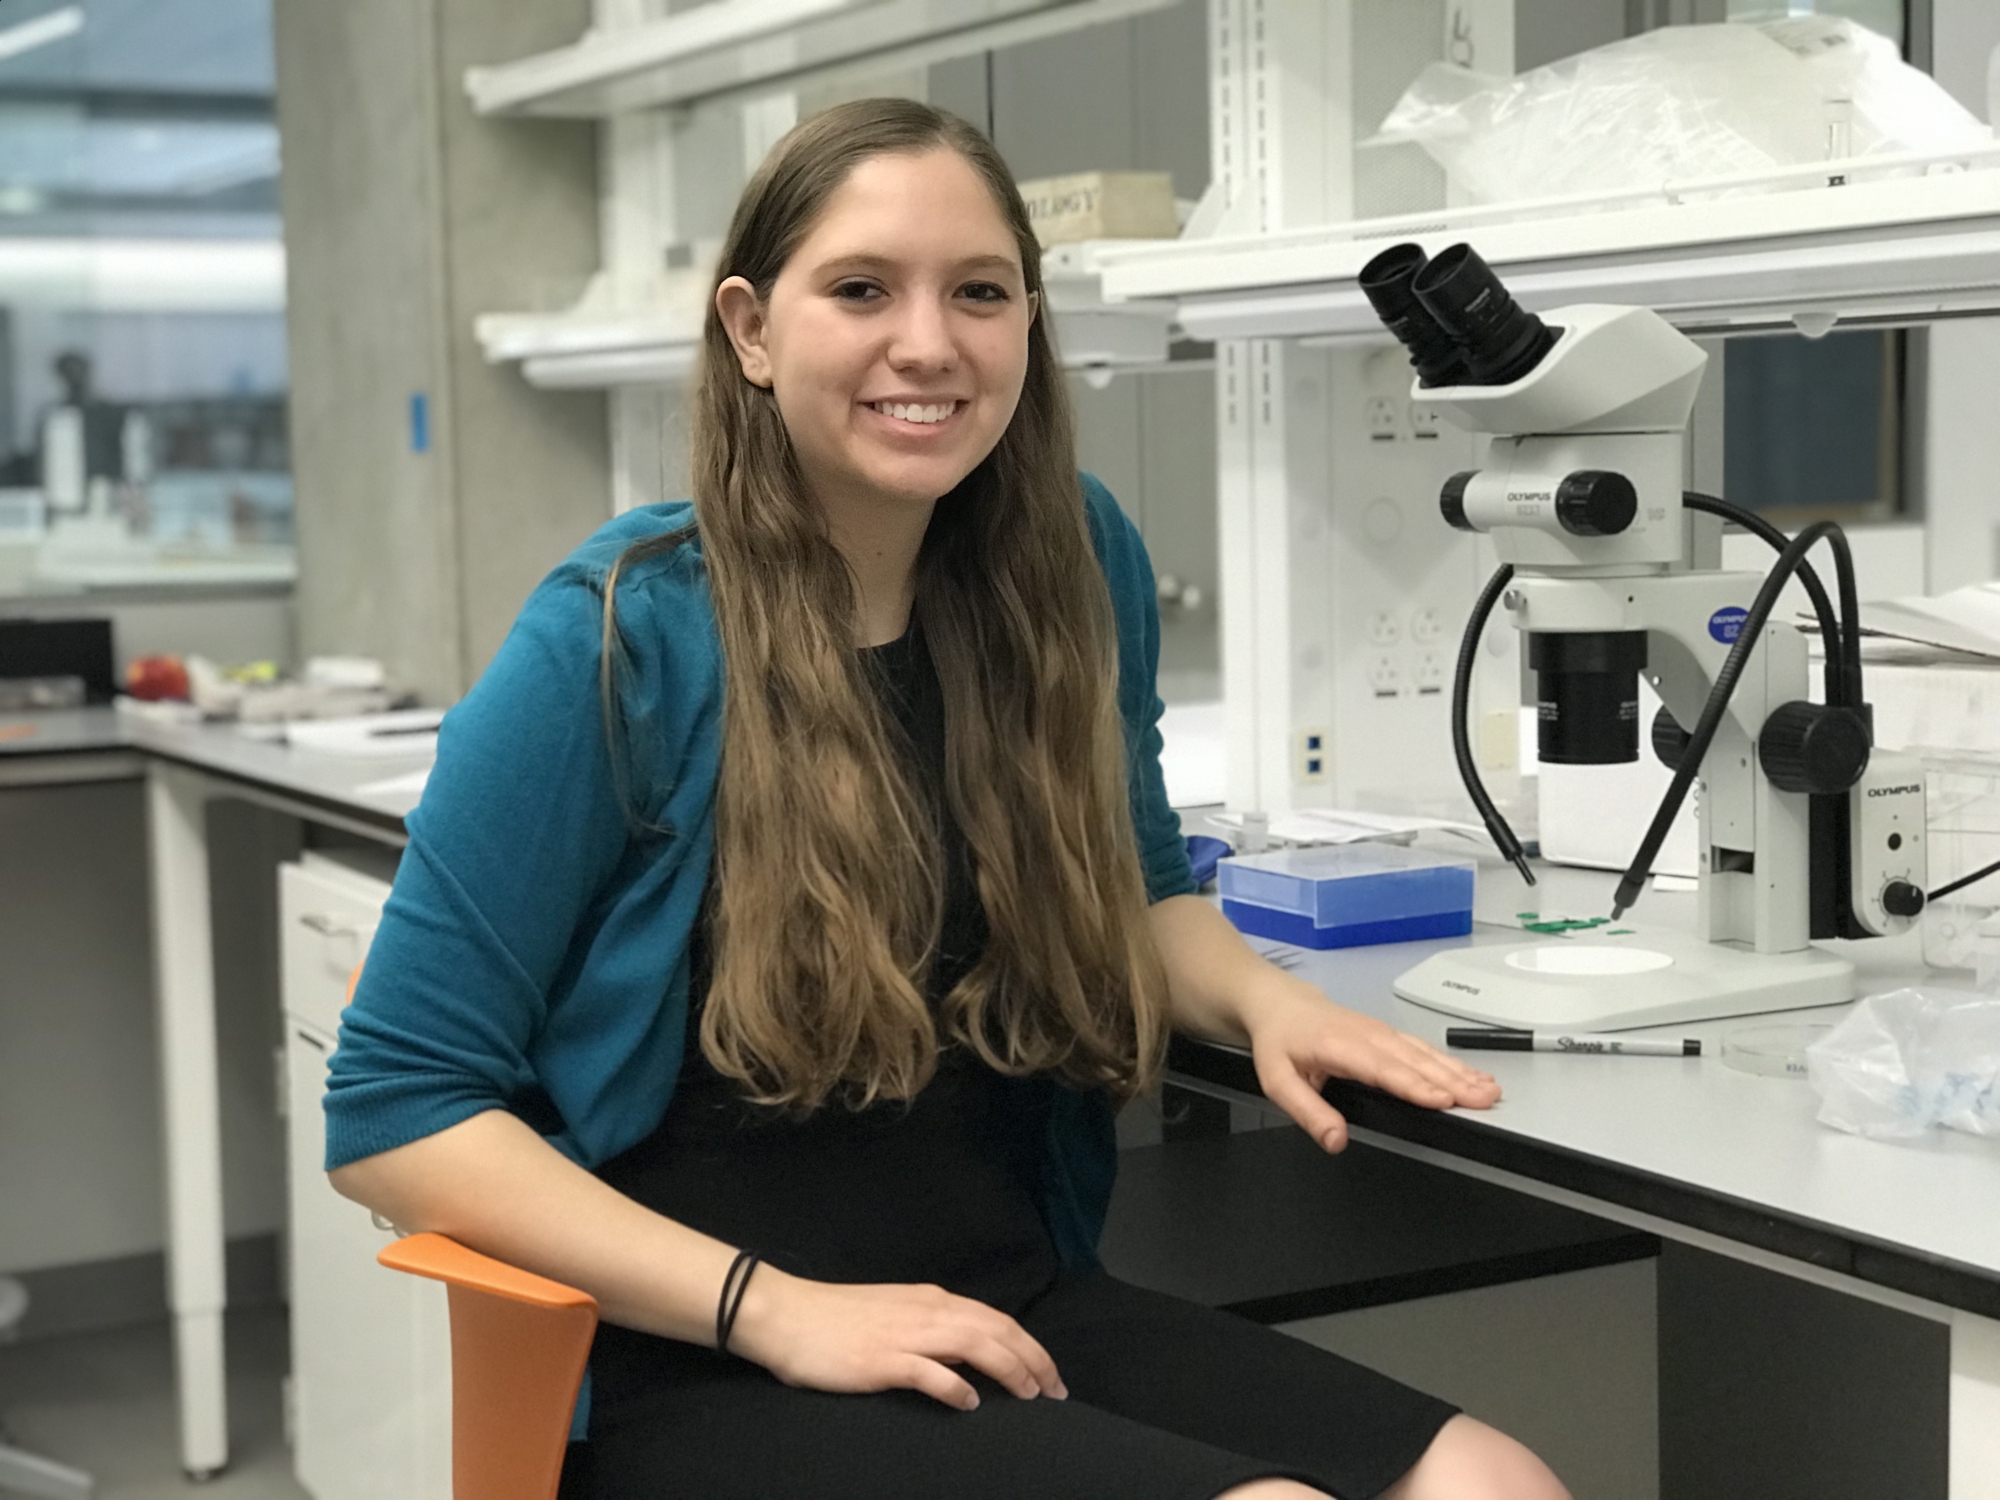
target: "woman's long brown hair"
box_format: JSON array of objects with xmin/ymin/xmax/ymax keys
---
[{"xmin": 602, "ymin": 98, "xmax": 1169, "ymax": 1111}]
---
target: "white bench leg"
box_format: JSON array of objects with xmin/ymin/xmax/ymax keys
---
[{"xmin": 147, "ymin": 764, "xmax": 229, "ymax": 1479}]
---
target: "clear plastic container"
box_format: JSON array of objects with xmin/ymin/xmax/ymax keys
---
[
  {"xmin": 1916, "ymin": 750, "xmax": 2000, "ymax": 974},
  {"xmin": 1721, "ymin": 1023, "xmax": 1833, "ymax": 1080},
  {"xmin": 1218, "ymin": 843, "xmax": 1475, "ymax": 950}
]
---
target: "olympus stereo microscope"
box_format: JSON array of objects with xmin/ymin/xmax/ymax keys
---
[{"xmin": 1359, "ymin": 242, "xmax": 1929, "ymax": 1031}]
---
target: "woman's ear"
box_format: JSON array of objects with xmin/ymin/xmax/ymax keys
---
[
  {"xmin": 715, "ymin": 276, "xmax": 774, "ymax": 388},
  {"xmin": 1027, "ymin": 289, "xmax": 1040, "ymax": 324}
]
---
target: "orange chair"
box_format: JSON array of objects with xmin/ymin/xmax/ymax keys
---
[
  {"xmin": 343, "ymin": 970, "xmax": 598, "ymax": 1500},
  {"xmin": 376, "ymin": 1233, "xmax": 598, "ymax": 1500}
]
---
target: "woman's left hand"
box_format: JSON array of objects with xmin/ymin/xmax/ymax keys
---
[{"xmin": 1245, "ymin": 976, "xmax": 1501, "ymax": 1153}]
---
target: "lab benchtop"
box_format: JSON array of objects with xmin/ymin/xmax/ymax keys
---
[
  {"xmin": 1173, "ymin": 859, "xmax": 2000, "ymax": 1321},
  {"xmin": 0, "ymin": 704, "xmax": 429, "ymax": 829},
  {"xmin": 7, "ymin": 709, "xmax": 1995, "ymax": 1318}
]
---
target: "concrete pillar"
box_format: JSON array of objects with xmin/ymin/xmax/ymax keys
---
[{"xmin": 274, "ymin": 0, "xmax": 609, "ymax": 704}]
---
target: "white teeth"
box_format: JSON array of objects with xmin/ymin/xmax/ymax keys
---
[{"xmin": 875, "ymin": 401, "xmax": 955, "ymax": 424}]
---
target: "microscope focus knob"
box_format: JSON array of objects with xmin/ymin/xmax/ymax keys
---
[
  {"xmin": 1554, "ymin": 471, "xmax": 1638, "ymax": 537},
  {"xmin": 1758, "ymin": 702, "xmax": 1871, "ymax": 795},
  {"xmin": 1882, "ymin": 880, "xmax": 1926, "ymax": 919},
  {"xmin": 1651, "ymin": 706, "xmax": 1692, "ymax": 771}
]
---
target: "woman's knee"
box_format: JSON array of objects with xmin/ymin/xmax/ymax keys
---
[{"xmin": 1379, "ymin": 1414, "xmax": 1571, "ymax": 1500}]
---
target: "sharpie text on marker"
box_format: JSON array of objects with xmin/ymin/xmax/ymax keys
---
[{"xmin": 1446, "ymin": 1028, "xmax": 1702, "ymax": 1057}]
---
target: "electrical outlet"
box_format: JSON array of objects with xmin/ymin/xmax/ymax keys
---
[
  {"xmin": 1409, "ymin": 607, "xmax": 1443, "ymax": 644},
  {"xmin": 1409, "ymin": 403, "xmax": 1441, "ymax": 439},
  {"xmin": 1299, "ymin": 728, "xmax": 1328, "ymax": 781},
  {"xmin": 1411, "ymin": 650, "xmax": 1447, "ymax": 695},
  {"xmin": 1366, "ymin": 610, "xmax": 1401, "ymax": 645},
  {"xmin": 1364, "ymin": 396, "xmax": 1399, "ymax": 442},
  {"xmin": 1368, "ymin": 654, "xmax": 1401, "ymax": 698}
]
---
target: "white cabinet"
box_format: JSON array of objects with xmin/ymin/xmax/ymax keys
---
[{"xmin": 280, "ymin": 856, "xmax": 452, "ymax": 1500}]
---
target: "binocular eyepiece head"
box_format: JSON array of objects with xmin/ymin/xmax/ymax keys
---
[
  {"xmin": 1360, "ymin": 241, "xmax": 1556, "ymax": 389},
  {"xmin": 1357, "ymin": 243, "xmax": 1467, "ymax": 388}
]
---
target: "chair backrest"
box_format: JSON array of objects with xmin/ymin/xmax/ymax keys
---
[{"xmin": 377, "ymin": 1233, "xmax": 599, "ymax": 1500}]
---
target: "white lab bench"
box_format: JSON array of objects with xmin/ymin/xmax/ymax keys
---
[
  {"xmin": 0, "ymin": 705, "xmax": 424, "ymax": 1480},
  {"xmin": 5, "ymin": 709, "xmax": 1999, "ymax": 1494},
  {"xmin": 1169, "ymin": 861, "xmax": 2000, "ymax": 1499}
]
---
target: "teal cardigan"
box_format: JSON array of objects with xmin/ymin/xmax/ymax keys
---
[{"xmin": 326, "ymin": 474, "xmax": 1195, "ymax": 1263}]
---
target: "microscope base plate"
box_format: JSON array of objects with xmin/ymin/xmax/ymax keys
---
[{"xmin": 1393, "ymin": 927, "xmax": 1855, "ymax": 1031}]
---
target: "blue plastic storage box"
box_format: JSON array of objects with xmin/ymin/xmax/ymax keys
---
[{"xmin": 1218, "ymin": 843, "xmax": 1475, "ymax": 949}]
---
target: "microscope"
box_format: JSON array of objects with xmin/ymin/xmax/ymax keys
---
[{"xmin": 1360, "ymin": 242, "xmax": 1928, "ymax": 1030}]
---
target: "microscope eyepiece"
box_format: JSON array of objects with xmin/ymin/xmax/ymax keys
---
[
  {"xmin": 1410, "ymin": 243, "xmax": 1557, "ymax": 387},
  {"xmin": 1358, "ymin": 243, "xmax": 1468, "ymax": 388}
]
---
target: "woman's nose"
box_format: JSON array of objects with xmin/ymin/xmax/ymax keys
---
[{"xmin": 886, "ymin": 299, "xmax": 958, "ymax": 371}]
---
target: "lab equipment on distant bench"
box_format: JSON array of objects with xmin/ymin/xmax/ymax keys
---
[
  {"xmin": 1361, "ymin": 240, "xmax": 1929, "ymax": 1030},
  {"xmin": 1219, "ymin": 844, "xmax": 1474, "ymax": 950},
  {"xmin": 0, "ymin": 616, "xmax": 114, "ymax": 703},
  {"xmin": 177, "ymin": 653, "xmax": 400, "ymax": 723}
]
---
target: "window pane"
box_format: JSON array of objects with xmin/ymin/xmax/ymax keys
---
[
  {"xmin": 1723, "ymin": 330, "xmax": 1902, "ymax": 516},
  {"xmin": 0, "ymin": 0, "xmax": 291, "ymax": 594},
  {"xmin": 1722, "ymin": 0, "xmax": 1904, "ymax": 51}
]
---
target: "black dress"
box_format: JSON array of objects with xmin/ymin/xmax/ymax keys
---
[{"xmin": 568, "ymin": 625, "xmax": 1458, "ymax": 1500}]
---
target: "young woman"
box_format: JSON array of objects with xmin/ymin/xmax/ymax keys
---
[{"xmin": 327, "ymin": 99, "xmax": 1569, "ymax": 1500}]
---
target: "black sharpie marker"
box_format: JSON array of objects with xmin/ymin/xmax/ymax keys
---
[{"xmin": 1446, "ymin": 1028, "xmax": 1701, "ymax": 1057}]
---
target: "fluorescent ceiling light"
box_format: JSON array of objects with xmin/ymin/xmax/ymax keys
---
[{"xmin": 0, "ymin": 6, "xmax": 84, "ymax": 65}]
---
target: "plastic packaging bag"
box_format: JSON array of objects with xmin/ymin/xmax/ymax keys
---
[
  {"xmin": 1373, "ymin": 18, "xmax": 1991, "ymax": 206},
  {"xmin": 1806, "ymin": 987, "xmax": 2000, "ymax": 1140}
]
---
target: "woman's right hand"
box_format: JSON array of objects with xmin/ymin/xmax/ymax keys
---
[{"xmin": 728, "ymin": 1264, "xmax": 1067, "ymax": 1411}]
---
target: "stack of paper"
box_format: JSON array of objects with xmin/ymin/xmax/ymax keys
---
[{"xmin": 1851, "ymin": 582, "xmax": 2000, "ymax": 661}]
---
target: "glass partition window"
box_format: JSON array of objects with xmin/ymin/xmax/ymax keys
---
[
  {"xmin": 1722, "ymin": 1, "xmax": 1904, "ymax": 51},
  {"xmin": 1714, "ymin": 0, "xmax": 1913, "ymax": 525},
  {"xmin": 1723, "ymin": 329, "xmax": 1906, "ymax": 521},
  {"xmin": 0, "ymin": 0, "xmax": 290, "ymax": 594}
]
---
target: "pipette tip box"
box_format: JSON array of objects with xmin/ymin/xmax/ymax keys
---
[{"xmin": 1218, "ymin": 844, "xmax": 1476, "ymax": 950}]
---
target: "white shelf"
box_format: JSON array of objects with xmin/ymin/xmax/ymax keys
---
[
  {"xmin": 1096, "ymin": 151, "xmax": 2000, "ymax": 341},
  {"xmin": 476, "ymin": 305, "xmax": 705, "ymax": 389},
  {"xmin": 467, "ymin": 0, "xmax": 1179, "ymax": 117},
  {"xmin": 477, "ymin": 243, "xmax": 1182, "ymax": 390},
  {"xmin": 1042, "ymin": 239, "xmax": 1178, "ymax": 368}
]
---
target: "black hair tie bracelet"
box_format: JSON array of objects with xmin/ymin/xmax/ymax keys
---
[{"xmin": 717, "ymin": 1249, "xmax": 762, "ymax": 1355}]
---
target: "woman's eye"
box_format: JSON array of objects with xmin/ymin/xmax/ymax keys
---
[
  {"xmin": 833, "ymin": 280, "xmax": 881, "ymax": 302},
  {"xmin": 961, "ymin": 282, "xmax": 1010, "ymax": 304}
]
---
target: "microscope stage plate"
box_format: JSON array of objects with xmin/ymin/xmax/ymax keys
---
[{"xmin": 1393, "ymin": 927, "xmax": 1855, "ymax": 1031}]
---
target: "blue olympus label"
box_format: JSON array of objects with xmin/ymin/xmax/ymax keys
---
[{"xmin": 1708, "ymin": 606, "xmax": 1748, "ymax": 644}]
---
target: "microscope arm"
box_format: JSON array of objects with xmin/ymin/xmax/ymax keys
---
[{"xmin": 1610, "ymin": 521, "xmax": 1855, "ymax": 919}]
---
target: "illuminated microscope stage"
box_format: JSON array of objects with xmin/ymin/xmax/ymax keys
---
[{"xmin": 1392, "ymin": 924, "xmax": 1855, "ymax": 1031}]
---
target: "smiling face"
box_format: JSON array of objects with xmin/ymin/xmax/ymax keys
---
[{"xmin": 714, "ymin": 148, "xmax": 1038, "ymax": 520}]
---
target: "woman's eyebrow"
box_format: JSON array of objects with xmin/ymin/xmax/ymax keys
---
[{"xmin": 813, "ymin": 252, "xmax": 1021, "ymax": 277}]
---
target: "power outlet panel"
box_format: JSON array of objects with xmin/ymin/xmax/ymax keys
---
[
  {"xmin": 1214, "ymin": 340, "xmax": 1523, "ymax": 819},
  {"xmin": 1284, "ymin": 345, "xmax": 1517, "ymax": 812}
]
